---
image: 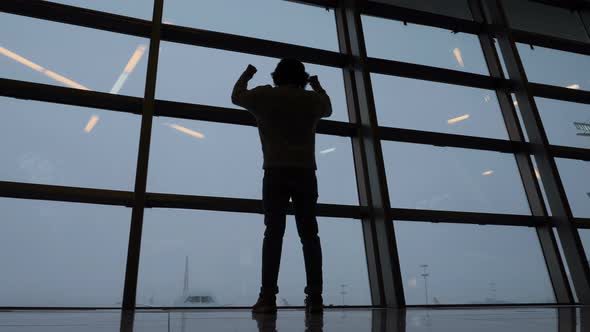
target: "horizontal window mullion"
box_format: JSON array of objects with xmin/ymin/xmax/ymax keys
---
[
  {"xmin": 367, "ymin": 57, "xmax": 506, "ymax": 90},
  {"xmin": 512, "ymin": 29, "xmax": 590, "ymax": 57},
  {"xmin": 283, "ymin": 0, "xmax": 339, "ymax": 8},
  {"xmin": 145, "ymin": 192, "xmax": 365, "ymax": 219},
  {"xmin": 0, "ymin": 181, "xmax": 133, "ymax": 207},
  {"xmin": 574, "ymin": 219, "xmax": 590, "ymax": 229},
  {"xmin": 160, "ymin": 24, "xmax": 347, "ymax": 68},
  {"xmin": 378, "ymin": 126, "xmax": 523, "ymax": 153},
  {"xmin": 391, "ymin": 208, "xmax": 548, "ymax": 227},
  {"xmin": 550, "ymin": 145, "xmax": 590, "ymax": 161},
  {"xmin": 362, "ymin": 1, "xmax": 481, "ymax": 34},
  {"xmin": 0, "ymin": 0, "xmax": 151, "ymax": 38},
  {"xmin": 0, "ymin": 78, "xmax": 143, "ymax": 115},
  {"xmin": 530, "ymin": 83, "xmax": 590, "ymax": 105},
  {"xmin": 154, "ymin": 99, "xmax": 357, "ymax": 137}
]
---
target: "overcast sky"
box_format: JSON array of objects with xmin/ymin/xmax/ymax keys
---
[{"xmin": 0, "ymin": 0, "xmax": 589, "ymax": 308}]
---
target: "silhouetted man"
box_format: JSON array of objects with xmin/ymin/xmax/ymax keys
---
[{"xmin": 232, "ymin": 58, "xmax": 332, "ymax": 314}]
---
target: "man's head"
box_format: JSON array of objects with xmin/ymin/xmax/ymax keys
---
[{"xmin": 271, "ymin": 58, "xmax": 309, "ymax": 88}]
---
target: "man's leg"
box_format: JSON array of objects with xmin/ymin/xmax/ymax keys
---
[
  {"xmin": 292, "ymin": 170, "xmax": 323, "ymax": 300},
  {"xmin": 260, "ymin": 169, "xmax": 289, "ymax": 296}
]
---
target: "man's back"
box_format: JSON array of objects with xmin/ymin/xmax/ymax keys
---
[{"xmin": 232, "ymin": 83, "xmax": 332, "ymax": 169}]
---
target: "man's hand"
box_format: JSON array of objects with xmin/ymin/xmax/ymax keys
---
[
  {"xmin": 308, "ymin": 75, "xmax": 323, "ymax": 92},
  {"xmin": 242, "ymin": 64, "xmax": 257, "ymax": 80}
]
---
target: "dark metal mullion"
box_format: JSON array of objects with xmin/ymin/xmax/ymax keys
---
[
  {"xmin": 511, "ymin": 29, "xmax": 590, "ymax": 57},
  {"xmin": 0, "ymin": 78, "xmax": 143, "ymax": 115},
  {"xmin": 145, "ymin": 192, "xmax": 365, "ymax": 219},
  {"xmin": 550, "ymin": 145, "xmax": 590, "ymax": 162},
  {"xmin": 575, "ymin": 219, "xmax": 590, "ymax": 229},
  {"xmin": 482, "ymin": 0, "xmax": 590, "ymax": 303},
  {"xmin": 392, "ymin": 208, "xmax": 548, "ymax": 227},
  {"xmin": 122, "ymin": 0, "xmax": 164, "ymax": 310},
  {"xmin": 361, "ymin": 1, "xmax": 482, "ymax": 34},
  {"xmin": 378, "ymin": 126, "xmax": 522, "ymax": 153},
  {"xmin": 470, "ymin": 0, "xmax": 574, "ymax": 304},
  {"xmin": 154, "ymin": 100, "xmax": 358, "ymax": 137},
  {"xmin": 0, "ymin": 181, "xmax": 133, "ymax": 207},
  {"xmin": 335, "ymin": 2, "xmax": 384, "ymax": 306},
  {"xmin": 530, "ymin": 83, "xmax": 590, "ymax": 105},
  {"xmin": 336, "ymin": 0, "xmax": 405, "ymax": 307},
  {"xmin": 367, "ymin": 57, "xmax": 505, "ymax": 90}
]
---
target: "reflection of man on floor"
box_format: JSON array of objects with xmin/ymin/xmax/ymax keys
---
[{"xmin": 232, "ymin": 58, "xmax": 332, "ymax": 314}]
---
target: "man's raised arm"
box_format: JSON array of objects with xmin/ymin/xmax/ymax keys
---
[
  {"xmin": 309, "ymin": 75, "xmax": 332, "ymax": 118},
  {"xmin": 231, "ymin": 64, "xmax": 258, "ymax": 109}
]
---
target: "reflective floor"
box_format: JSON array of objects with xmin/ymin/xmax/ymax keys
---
[{"xmin": 0, "ymin": 306, "xmax": 588, "ymax": 331}]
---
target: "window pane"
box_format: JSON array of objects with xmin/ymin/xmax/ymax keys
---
[
  {"xmin": 382, "ymin": 142, "xmax": 530, "ymax": 214},
  {"xmin": 371, "ymin": 0, "xmax": 473, "ymax": 20},
  {"xmin": 555, "ymin": 158, "xmax": 590, "ymax": 218},
  {"xmin": 47, "ymin": 0, "xmax": 153, "ymax": 19},
  {"xmin": 0, "ymin": 13, "xmax": 148, "ymax": 96},
  {"xmin": 147, "ymin": 118, "xmax": 358, "ymax": 205},
  {"xmin": 579, "ymin": 229, "xmax": 590, "ymax": 267},
  {"xmin": 362, "ymin": 16, "xmax": 488, "ymax": 75},
  {"xmin": 156, "ymin": 42, "xmax": 348, "ymax": 122},
  {"xmin": 371, "ymin": 74, "xmax": 508, "ymax": 139},
  {"xmin": 395, "ymin": 221, "xmax": 555, "ymax": 304},
  {"xmin": 163, "ymin": 0, "xmax": 338, "ymax": 51},
  {"xmin": 536, "ymin": 97, "xmax": 590, "ymax": 149},
  {"xmin": 0, "ymin": 198, "xmax": 130, "ymax": 307},
  {"xmin": 504, "ymin": 0, "xmax": 589, "ymax": 42},
  {"xmin": 517, "ymin": 44, "xmax": 590, "ymax": 89},
  {"xmin": 138, "ymin": 210, "xmax": 370, "ymax": 306},
  {"xmin": 0, "ymin": 97, "xmax": 140, "ymax": 190}
]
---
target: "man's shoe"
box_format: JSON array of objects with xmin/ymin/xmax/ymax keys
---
[
  {"xmin": 304, "ymin": 295, "xmax": 323, "ymax": 314},
  {"xmin": 252, "ymin": 294, "xmax": 277, "ymax": 314}
]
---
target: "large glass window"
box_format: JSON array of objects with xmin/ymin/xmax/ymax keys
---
[
  {"xmin": 362, "ymin": 16, "xmax": 489, "ymax": 75},
  {"xmin": 517, "ymin": 44, "xmax": 590, "ymax": 90},
  {"xmin": 0, "ymin": 13, "xmax": 148, "ymax": 96},
  {"xmin": 0, "ymin": 198, "xmax": 130, "ymax": 307},
  {"xmin": 0, "ymin": 97, "xmax": 140, "ymax": 190},
  {"xmin": 137, "ymin": 209, "xmax": 370, "ymax": 306},
  {"xmin": 536, "ymin": 97, "xmax": 590, "ymax": 149},
  {"xmin": 47, "ymin": 0, "xmax": 154, "ymax": 19},
  {"xmin": 382, "ymin": 142, "xmax": 531, "ymax": 214},
  {"xmin": 162, "ymin": 0, "xmax": 338, "ymax": 51},
  {"xmin": 147, "ymin": 117, "xmax": 358, "ymax": 205},
  {"xmin": 395, "ymin": 221, "xmax": 555, "ymax": 304},
  {"xmin": 156, "ymin": 42, "xmax": 348, "ymax": 122},
  {"xmin": 371, "ymin": 74, "xmax": 509, "ymax": 139},
  {"xmin": 555, "ymin": 158, "xmax": 590, "ymax": 218}
]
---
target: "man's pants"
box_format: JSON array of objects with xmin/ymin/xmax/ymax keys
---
[{"xmin": 260, "ymin": 168, "xmax": 323, "ymax": 297}]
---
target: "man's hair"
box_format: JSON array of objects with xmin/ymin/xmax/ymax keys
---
[{"xmin": 271, "ymin": 58, "xmax": 309, "ymax": 88}]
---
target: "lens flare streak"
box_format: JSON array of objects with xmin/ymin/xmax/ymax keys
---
[
  {"xmin": 0, "ymin": 46, "xmax": 90, "ymax": 90},
  {"xmin": 84, "ymin": 115, "xmax": 100, "ymax": 133},
  {"xmin": 453, "ymin": 48, "xmax": 465, "ymax": 67},
  {"xmin": 110, "ymin": 45, "xmax": 146, "ymax": 94},
  {"xmin": 447, "ymin": 114, "xmax": 470, "ymax": 124},
  {"xmin": 167, "ymin": 123, "xmax": 205, "ymax": 139}
]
